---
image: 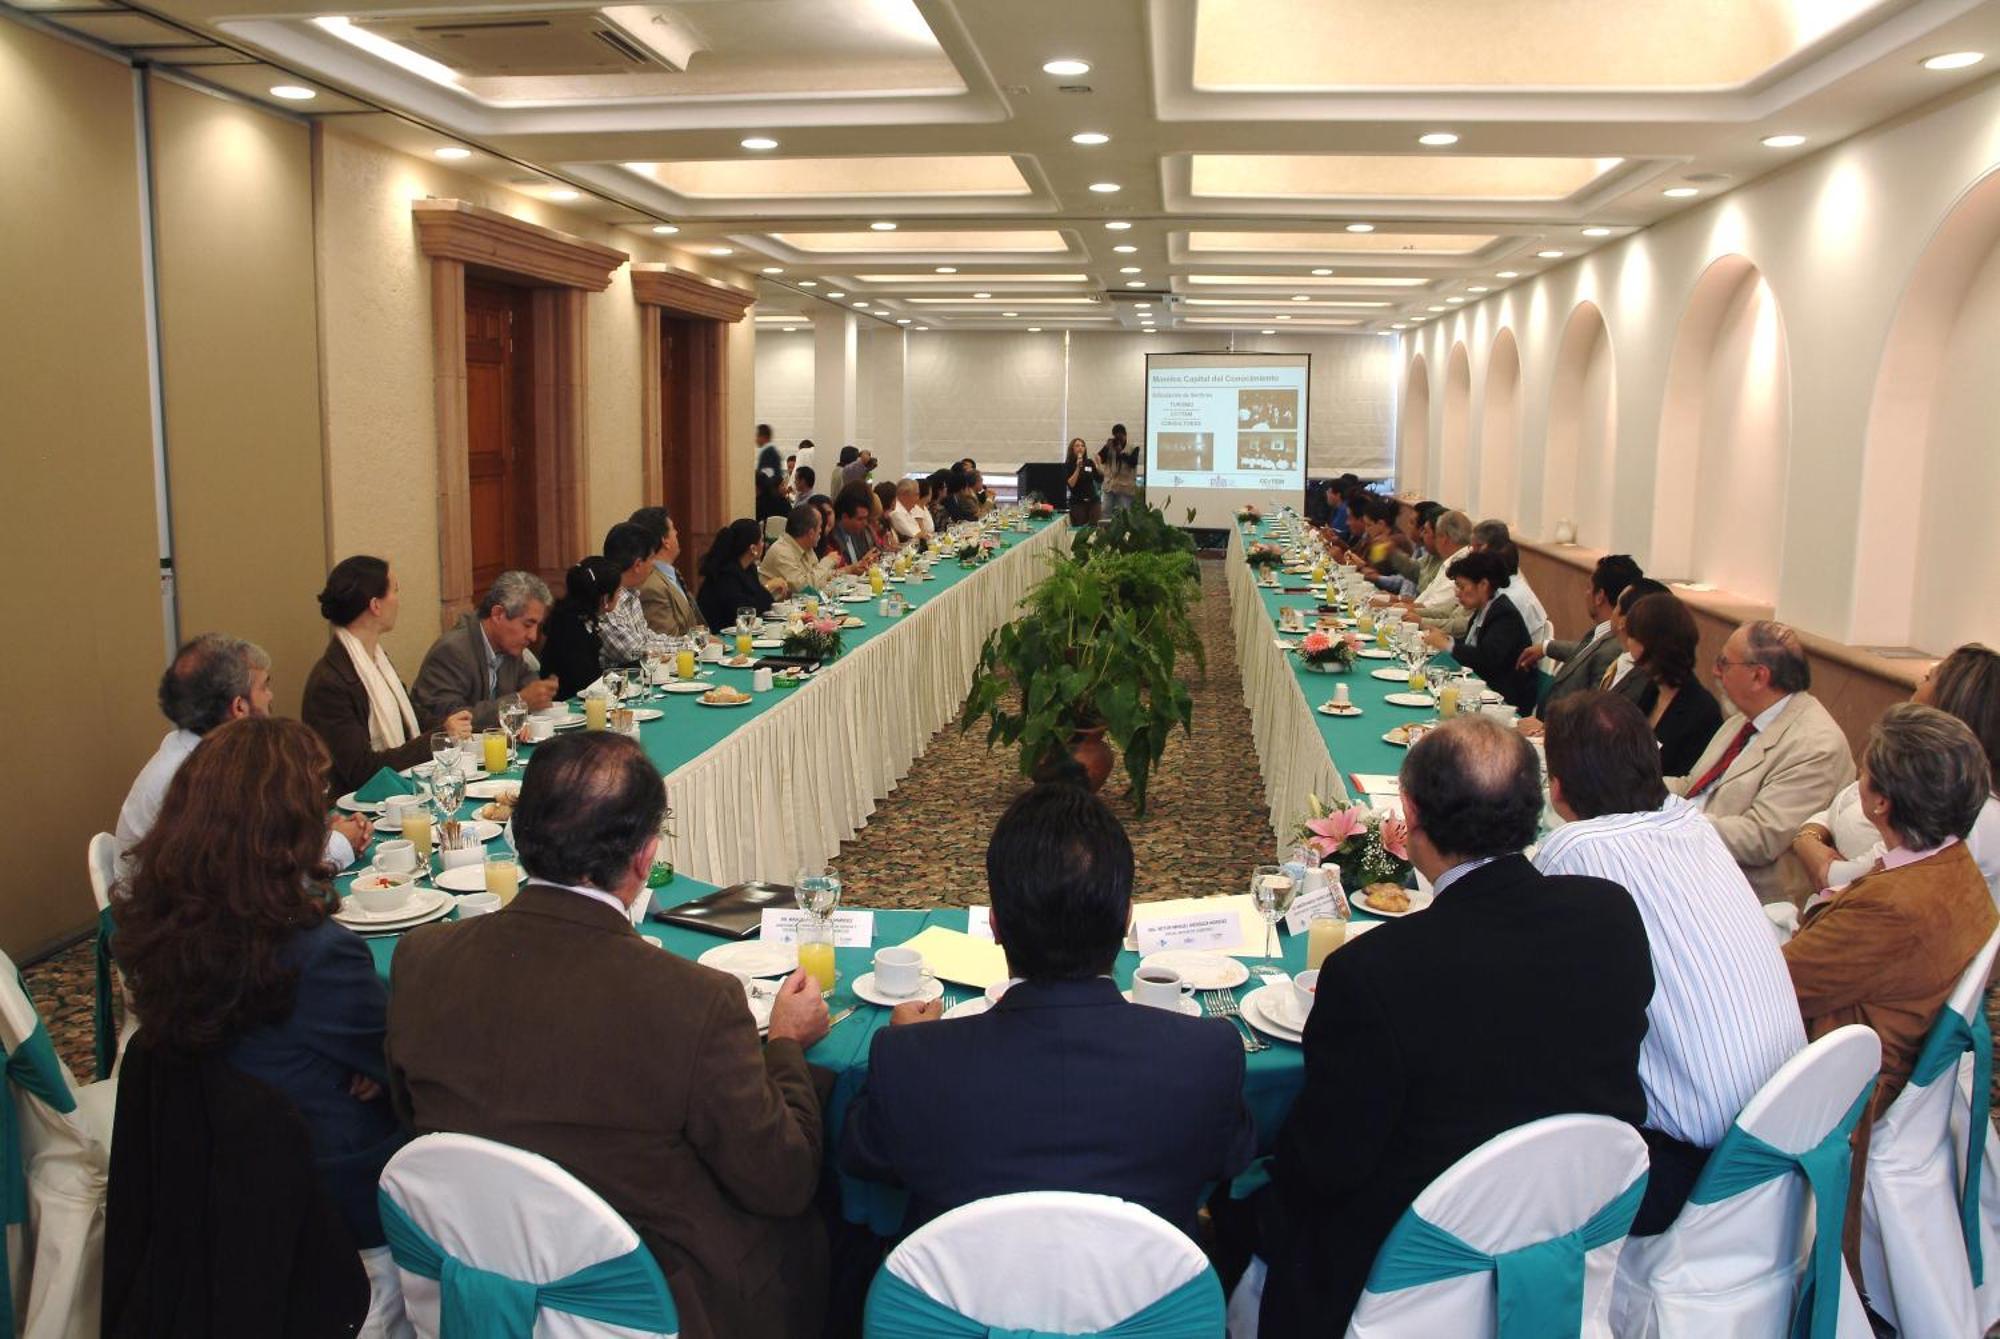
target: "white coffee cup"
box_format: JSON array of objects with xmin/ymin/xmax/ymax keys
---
[
  {"xmin": 700, "ymin": 641, "xmax": 724, "ymax": 663},
  {"xmin": 1131, "ymin": 966, "xmax": 1194, "ymax": 1010},
  {"xmin": 872, "ymin": 946, "xmax": 925, "ymax": 998},
  {"xmin": 1333, "ymin": 682, "xmax": 1351, "ymax": 706},
  {"xmin": 752, "ymin": 667, "xmax": 774, "ymax": 693},
  {"xmin": 525, "ymin": 716, "xmax": 555, "ymax": 742},
  {"xmin": 381, "ymin": 794, "xmax": 423, "ymax": 827},
  {"xmin": 1290, "ymin": 968, "xmax": 1320, "ymax": 1025},
  {"xmin": 371, "ymin": 840, "xmax": 419, "ymax": 879},
  {"xmin": 455, "ymin": 892, "xmax": 501, "ymax": 918},
  {"xmin": 984, "ymin": 977, "xmax": 1021, "ymax": 1007}
]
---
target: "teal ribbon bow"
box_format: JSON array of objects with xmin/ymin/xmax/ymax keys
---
[
  {"xmin": 1363, "ymin": 1173, "xmax": 1648, "ymax": 1339},
  {"xmin": 1908, "ymin": 1000, "xmax": 1991, "ymax": 1285},
  {"xmin": 1686, "ymin": 1086, "xmax": 1873, "ymax": 1339},
  {"xmin": 861, "ymin": 1266, "xmax": 1224, "ymax": 1338},
  {"xmin": 2, "ymin": 1015, "xmax": 79, "ymax": 1338},
  {"xmin": 93, "ymin": 907, "xmax": 116, "ymax": 1081},
  {"xmin": 354, "ymin": 767, "xmax": 420, "ymax": 803},
  {"xmin": 377, "ymin": 1192, "xmax": 678, "ymax": 1338}
]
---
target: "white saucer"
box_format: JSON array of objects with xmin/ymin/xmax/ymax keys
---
[
  {"xmin": 1370, "ymin": 667, "xmax": 1412, "ymax": 682},
  {"xmin": 698, "ymin": 941, "xmax": 799, "ymax": 977},
  {"xmin": 852, "ymin": 973, "xmax": 945, "ymax": 1008},
  {"xmin": 619, "ymin": 707, "xmax": 660, "ymax": 722},
  {"xmin": 1384, "ymin": 692, "xmax": 1436, "ymax": 708},
  {"xmin": 1122, "ymin": 991, "xmax": 1202, "ymax": 1017},
  {"xmin": 1240, "ymin": 986, "xmax": 1306, "ymax": 1042},
  {"xmin": 1318, "ymin": 702, "xmax": 1363, "ymax": 717},
  {"xmin": 941, "ymin": 997, "xmax": 990, "ymax": 1020},
  {"xmin": 1355, "ymin": 647, "xmax": 1395, "ymax": 660},
  {"xmin": 719, "ymin": 657, "xmax": 757, "ymax": 669},
  {"xmin": 335, "ymin": 792, "xmax": 384, "ymax": 814},
  {"xmin": 1138, "ymin": 950, "xmax": 1249, "ymax": 990},
  {"xmin": 432, "ymin": 865, "xmax": 495, "ymax": 893},
  {"xmin": 697, "ymin": 694, "xmax": 753, "ymax": 708},
  {"xmin": 662, "ymin": 681, "xmax": 713, "ymax": 695},
  {"xmin": 334, "ymin": 886, "xmax": 451, "ymax": 929},
  {"xmin": 464, "ymin": 780, "xmax": 520, "ymax": 800}
]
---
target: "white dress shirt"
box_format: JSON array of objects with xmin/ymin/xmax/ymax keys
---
[
  {"xmin": 1413, "ymin": 555, "xmax": 1459, "ymax": 613},
  {"xmin": 888, "ymin": 502, "xmax": 921, "ymax": 541},
  {"xmin": 1535, "ymin": 795, "xmax": 1805, "ymax": 1146},
  {"xmin": 117, "ymin": 727, "xmax": 357, "ymax": 869},
  {"xmin": 1810, "ymin": 783, "xmax": 2000, "ymax": 903},
  {"xmin": 1503, "ymin": 574, "xmax": 1550, "ymax": 645}
]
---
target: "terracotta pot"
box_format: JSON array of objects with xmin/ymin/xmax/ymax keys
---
[{"xmin": 1067, "ymin": 725, "xmax": 1115, "ymax": 792}]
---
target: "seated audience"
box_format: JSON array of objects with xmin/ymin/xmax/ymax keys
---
[
  {"xmin": 1794, "ymin": 643, "xmax": 2000, "ymax": 902},
  {"xmin": 1782, "ymin": 703, "xmax": 1996, "ymax": 1265},
  {"xmin": 1519, "ymin": 554, "xmax": 1641, "ymax": 716},
  {"xmin": 302, "ymin": 556, "xmax": 468, "ymax": 794},
  {"xmin": 386, "ymin": 732, "xmax": 829, "ymax": 1339},
  {"xmin": 540, "ymin": 557, "xmax": 622, "ymax": 701},
  {"xmin": 1422, "ymin": 549, "xmax": 1538, "ymax": 714},
  {"xmin": 598, "ymin": 521, "xmax": 659, "ymax": 668},
  {"xmin": 828, "ymin": 482, "xmax": 880, "ymax": 567},
  {"xmin": 117, "ymin": 717, "xmax": 407, "ymax": 1251},
  {"xmin": 1667, "ymin": 620, "xmax": 1856, "ymax": 904},
  {"xmin": 1407, "ymin": 509, "xmax": 1472, "ymax": 627},
  {"xmin": 1537, "ymin": 692, "xmax": 1805, "ymax": 1232},
  {"xmin": 871, "ymin": 480, "xmax": 904, "ymax": 551},
  {"xmin": 633, "ymin": 509, "xmax": 705, "ymax": 638},
  {"xmin": 696, "ymin": 518, "xmax": 776, "ymax": 632},
  {"xmin": 1603, "ymin": 577, "xmax": 1671, "ymax": 702},
  {"xmin": 841, "ymin": 781, "xmax": 1255, "ymax": 1239},
  {"xmin": 1464, "ymin": 520, "xmax": 1549, "ymax": 644},
  {"xmin": 1255, "ymin": 716, "xmax": 1652, "ymax": 1335},
  {"xmin": 1621, "ymin": 592, "xmax": 1725, "ymax": 776},
  {"xmin": 940, "ymin": 468, "xmax": 980, "ymax": 523},
  {"xmin": 411, "ymin": 570, "xmax": 558, "ymax": 728},
  {"xmin": 886, "ymin": 477, "xmax": 924, "ymax": 542},
  {"xmin": 910, "ymin": 477, "xmax": 937, "ymax": 538},
  {"xmin": 791, "ymin": 464, "xmax": 817, "ymax": 499},
  {"xmin": 761, "ymin": 503, "xmax": 839, "ymax": 595}
]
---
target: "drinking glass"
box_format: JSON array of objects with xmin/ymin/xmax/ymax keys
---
[
  {"xmin": 431, "ymin": 732, "xmax": 459, "ymax": 777},
  {"xmin": 499, "ymin": 693, "xmax": 528, "ymax": 753},
  {"xmin": 430, "ymin": 764, "xmax": 465, "ymax": 823},
  {"xmin": 795, "ymin": 869, "xmax": 842, "ymax": 921},
  {"xmin": 604, "ymin": 668, "xmax": 625, "ymax": 702},
  {"xmin": 1249, "ymin": 865, "xmax": 1296, "ymax": 960}
]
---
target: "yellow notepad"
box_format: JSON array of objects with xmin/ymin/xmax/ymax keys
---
[{"xmin": 895, "ymin": 925, "xmax": 1012, "ymax": 989}]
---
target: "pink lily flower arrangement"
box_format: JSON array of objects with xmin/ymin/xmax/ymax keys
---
[{"xmin": 1292, "ymin": 792, "xmax": 1414, "ymax": 889}]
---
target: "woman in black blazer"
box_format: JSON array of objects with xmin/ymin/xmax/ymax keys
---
[
  {"xmin": 541, "ymin": 556, "xmax": 623, "ymax": 699},
  {"xmin": 1424, "ymin": 549, "xmax": 1538, "ymax": 715},
  {"xmin": 1623, "ymin": 592, "xmax": 1726, "ymax": 776},
  {"xmin": 697, "ymin": 518, "xmax": 777, "ymax": 632}
]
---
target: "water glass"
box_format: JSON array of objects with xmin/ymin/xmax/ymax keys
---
[
  {"xmin": 1249, "ymin": 865, "xmax": 1297, "ymax": 959},
  {"xmin": 795, "ymin": 869, "xmax": 842, "ymax": 921},
  {"xmin": 430, "ymin": 765, "xmax": 465, "ymax": 823},
  {"xmin": 431, "ymin": 732, "xmax": 459, "ymax": 777},
  {"xmin": 499, "ymin": 693, "xmax": 528, "ymax": 751}
]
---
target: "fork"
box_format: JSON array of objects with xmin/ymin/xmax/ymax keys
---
[{"xmin": 1204, "ymin": 989, "xmax": 1267, "ymax": 1052}]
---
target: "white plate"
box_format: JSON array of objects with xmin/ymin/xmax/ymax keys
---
[
  {"xmin": 751, "ymin": 638, "xmax": 785, "ymax": 649},
  {"xmin": 840, "ymin": 616, "xmax": 865, "ymax": 629},
  {"xmin": 698, "ymin": 694, "xmax": 754, "ymax": 708},
  {"xmin": 1355, "ymin": 647, "xmax": 1395, "ymax": 660},
  {"xmin": 335, "ymin": 792, "xmax": 384, "ymax": 814},
  {"xmin": 1384, "ymin": 692, "xmax": 1436, "ymax": 708},
  {"xmin": 1138, "ymin": 950, "xmax": 1249, "ymax": 991},
  {"xmin": 838, "ymin": 596, "xmax": 873, "ymax": 606},
  {"xmin": 403, "ymin": 760, "xmax": 486, "ymax": 780},
  {"xmin": 334, "ymin": 886, "xmax": 451, "ymax": 927},
  {"xmin": 1382, "ymin": 728, "xmax": 1424, "ymax": 748},
  {"xmin": 1370, "ymin": 667, "xmax": 1412, "ymax": 682},
  {"xmin": 620, "ymin": 707, "xmax": 660, "ymax": 722},
  {"xmin": 852, "ymin": 973, "xmax": 945, "ymax": 1008},
  {"xmin": 698, "ymin": 941, "xmax": 799, "ymax": 977},
  {"xmin": 465, "ymin": 780, "xmax": 520, "ymax": 800},
  {"xmin": 718, "ymin": 657, "xmax": 757, "ymax": 670},
  {"xmin": 543, "ymin": 714, "xmax": 588, "ymax": 730},
  {"xmin": 1318, "ymin": 703, "xmax": 1363, "ymax": 717},
  {"xmin": 1353, "ymin": 888, "xmax": 1434, "ymax": 919},
  {"xmin": 432, "ymin": 865, "xmax": 497, "ymax": 893},
  {"xmin": 662, "ymin": 681, "xmax": 713, "ymax": 695},
  {"xmin": 1240, "ymin": 987, "xmax": 1306, "ymax": 1043},
  {"xmin": 1122, "ymin": 991, "xmax": 1202, "ymax": 1017},
  {"xmin": 941, "ymin": 997, "xmax": 990, "ymax": 1020}
]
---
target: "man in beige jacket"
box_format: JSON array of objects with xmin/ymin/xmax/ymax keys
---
[
  {"xmin": 760, "ymin": 503, "xmax": 840, "ymax": 595},
  {"xmin": 1667, "ymin": 620, "xmax": 1856, "ymax": 905}
]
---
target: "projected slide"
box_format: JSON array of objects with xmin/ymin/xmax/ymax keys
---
[{"xmin": 1144, "ymin": 353, "xmax": 1310, "ymax": 526}]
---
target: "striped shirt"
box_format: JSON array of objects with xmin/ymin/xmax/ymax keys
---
[{"xmin": 1535, "ymin": 796, "xmax": 1804, "ymax": 1146}]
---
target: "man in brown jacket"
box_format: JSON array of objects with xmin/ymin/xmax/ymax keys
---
[{"xmin": 386, "ymin": 731, "xmax": 831, "ymax": 1338}]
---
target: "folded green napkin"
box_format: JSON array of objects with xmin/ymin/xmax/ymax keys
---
[{"xmin": 354, "ymin": 766, "xmax": 418, "ymax": 802}]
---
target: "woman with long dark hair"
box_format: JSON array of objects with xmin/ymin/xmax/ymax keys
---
[
  {"xmin": 541, "ymin": 556, "xmax": 625, "ymax": 699},
  {"xmin": 697, "ymin": 518, "xmax": 776, "ymax": 631},
  {"xmin": 1065, "ymin": 436, "xmax": 1102, "ymax": 525},
  {"xmin": 1622, "ymin": 592, "xmax": 1724, "ymax": 777}
]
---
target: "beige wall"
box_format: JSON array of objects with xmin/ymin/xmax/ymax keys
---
[
  {"xmin": 150, "ymin": 75, "xmax": 328, "ymax": 713},
  {"xmin": 0, "ymin": 23, "xmax": 163, "ymax": 956}
]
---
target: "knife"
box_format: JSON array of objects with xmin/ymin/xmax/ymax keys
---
[{"xmin": 826, "ymin": 1006, "xmax": 857, "ymax": 1029}]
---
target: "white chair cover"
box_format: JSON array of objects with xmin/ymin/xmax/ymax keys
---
[
  {"xmin": 1957, "ymin": 1083, "xmax": 2000, "ymax": 1327},
  {"xmin": 358, "ymin": 1244, "xmax": 413, "ymax": 1338},
  {"xmin": 1858, "ymin": 924, "xmax": 2000, "ymax": 1336},
  {"xmin": 1611, "ymin": 1024, "xmax": 1879, "ymax": 1339},
  {"xmin": 0, "ymin": 950, "xmax": 112, "ymax": 1339},
  {"xmin": 876, "ymin": 1191, "xmax": 1213, "ymax": 1334},
  {"xmin": 84, "ymin": 835, "xmax": 121, "ymax": 918},
  {"xmin": 1345, "ymin": 1115, "xmax": 1650, "ymax": 1338},
  {"xmin": 377, "ymin": 1132, "xmax": 676, "ymax": 1339}
]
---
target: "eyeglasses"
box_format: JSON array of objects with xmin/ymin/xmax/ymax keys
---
[{"xmin": 1714, "ymin": 656, "xmax": 1756, "ymax": 673}]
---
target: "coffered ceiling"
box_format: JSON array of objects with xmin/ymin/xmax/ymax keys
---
[{"xmin": 16, "ymin": 0, "xmax": 2000, "ymax": 335}]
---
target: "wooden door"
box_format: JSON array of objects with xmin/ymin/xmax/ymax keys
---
[
  {"xmin": 465, "ymin": 278, "xmax": 538, "ymax": 593},
  {"xmin": 660, "ymin": 316, "xmax": 725, "ymax": 586}
]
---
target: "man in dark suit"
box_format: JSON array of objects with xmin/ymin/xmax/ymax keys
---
[
  {"xmin": 1255, "ymin": 715, "xmax": 1653, "ymax": 1336},
  {"xmin": 1520, "ymin": 553, "xmax": 1643, "ymax": 718},
  {"xmin": 410, "ymin": 570, "xmax": 560, "ymax": 729},
  {"xmin": 386, "ymin": 733, "xmax": 832, "ymax": 1339},
  {"xmin": 840, "ymin": 782, "xmax": 1257, "ymax": 1239}
]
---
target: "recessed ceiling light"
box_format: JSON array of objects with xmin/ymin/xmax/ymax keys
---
[
  {"xmin": 1496, "ymin": 270, "xmax": 1520, "ymax": 278},
  {"xmin": 740, "ymin": 136, "xmax": 779, "ymax": 151},
  {"xmin": 1446, "ymin": 296, "xmax": 1466, "ymax": 304},
  {"xmin": 1261, "ymin": 329, "xmax": 1276, "ymax": 335},
  {"xmin": 1028, "ymin": 326, "xmax": 1042, "ymax": 331},
  {"xmin": 708, "ymin": 246, "xmax": 733, "ymax": 256},
  {"xmin": 799, "ymin": 280, "xmax": 817, "ymax": 288},
  {"xmin": 916, "ymin": 326, "xmax": 931, "ymax": 331},
  {"xmin": 935, "ymin": 266, "xmax": 958, "ymax": 274},
  {"xmin": 1536, "ymin": 249, "xmax": 1564, "ymax": 259},
  {"xmin": 762, "ymin": 266, "xmax": 783, "ymax": 274},
  {"xmin": 1581, "ymin": 227, "xmax": 1611, "ymax": 237},
  {"xmin": 1922, "ymin": 51, "xmax": 1985, "ymax": 70},
  {"xmin": 1345, "ymin": 223, "xmax": 1375, "ymax": 233},
  {"xmin": 1428, "ymin": 305, "xmax": 1447, "ymax": 312},
  {"xmin": 1135, "ymin": 304, "xmax": 1151, "ymax": 310},
  {"xmin": 853, "ymin": 302, "xmax": 869, "ymax": 308},
  {"xmin": 827, "ymin": 291, "xmax": 846, "ymax": 298},
  {"xmin": 548, "ymin": 188, "xmax": 581, "ymax": 202},
  {"xmin": 1310, "ymin": 268, "xmax": 1333, "ymax": 276},
  {"xmin": 1275, "ymin": 314, "xmax": 1291, "ymax": 321},
  {"xmin": 870, "ymin": 221, "xmax": 897, "ymax": 231},
  {"xmin": 1113, "ymin": 244, "xmax": 1137, "ymax": 254},
  {"xmin": 897, "ymin": 318, "xmax": 912, "ymax": 324},
  {"xmin": 1003, "ymin": 311, "xmax": 1021, "ymax": 317},
  {"xmin": 1291, "ymin": 294, "xmax": 1310, "ymax": 301},
  {"xmin": 1468, "ymin": 285, "xmax": 1489, "ymax": 292},
  {"xmin": 1126, "ymin": 280, "xmax": 1146, "ymax": 288},
  {"xmin": 1088, "ymin": 182, "xmax": 1121, "ymax": 194},
  {"xmin": 1663, "ymin": 186, "xmax": 1700, "ymax": 198},
  {"xmin": 1760, "ymin": 134, "xmax": 1807, "ymax": 148},
  {"xmin": 1418, "ymin": 131, "xmax": 1459, "ymax": 146},
  {"xmin": 434, "ymin": 146, "xmax": 471, "ymax": 160},
  {"xmin": 1043, "ymin": 58, "xmax": 1091, "ymax": 76},
  {"xmin": 1105, "ymin": 220, "xmax": 1132, "ymax": 231},
  {"xmin": 1071, "ymin": 131, "xmax": 1110, "ymax": 145},
  {"xmin": 270, "ymin": 84, "xmax": 316, "ymax": 100},
  {"xmin": 1390, "ymin": 324, "xmax": 1408, "ymax": 330},
  {"xmin": 782, "ymin": 326, "xmax": 797, "ymax": 333},
  {"xmin": 974, "ymin": 291, "xmax": 992, "ymax": 298},
  {"xmin": 1119, "ymin": 266, "xmax": 1141, "ymax": 274},
  {"xmin": 651, "ymin": 224, "xmax": 680, "ymax": 235}
]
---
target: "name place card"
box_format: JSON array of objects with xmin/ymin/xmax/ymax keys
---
[
  {"xmin": 758, "ymin": 909, "xmax": 875, "ymax": 947},
  {"xmin": 1134, "ymin": 911, "xmax": 1242, "ymax": 955},
  {"xmin": 1285, "ymin": 884, "xmax": 1340, "ymax": 935},
  {"xmin": 964, "ymin": 906, "xmax": 994, "ymax": 941}
]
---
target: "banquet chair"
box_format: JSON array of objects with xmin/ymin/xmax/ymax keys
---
[
  {"xmin": 861, "ymin": 1191, "xmax": 1224, "ymax": 1338},
  {"xmin": 84, "ymin": 833, "xmax": 129, "ymax": 1080},
  {"xmin": 1858, "ymin": 924, "xmax": 2000, "ymax": 1336},
  {"xmin": 1610, "ymin": 1024, "xmax": 1879, "ymax": 1339},
  {"xmin": 0, "ymin": 949, "xmax": 114, "ymax": 1339},
  {"xmin": 1343, "ymin": 1114, "xmax": 1649, "ymax": 1338},
  {"xmin": 377, "ymin": 1132, "xmax": 679, "ymax": 1339},
  {"xmin": 764, "ymin": 515, "xmax": 787, "ymax": 544}
]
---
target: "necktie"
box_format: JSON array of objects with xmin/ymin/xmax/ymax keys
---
[
  {"xmin": 1686, "ymin": 721, "xmax": 1757, "ymax": 798},
  {"xmin": 1598, "ymin": 662, "xmax": 1617, "ymax": 689}
]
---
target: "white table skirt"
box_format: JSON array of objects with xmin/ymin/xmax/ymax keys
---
[
  {"xmin": 661, "ymin": 521, "xmax": 1072, "ymax": 885},
  {"xmin": 1226, "ymin": 527, "xmax": 1350, "ymax": 853}
]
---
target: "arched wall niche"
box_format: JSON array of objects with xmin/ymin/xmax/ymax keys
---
[
  {"xmin": 1440, "ymin": 342, "xmax": 1472, "ymax": 505},
  {"xmin": 1399, "ymin": 354, "xmax": 1430, "ymax": 494},
  {"xmin": 1544, "ymin": 302, "xmax": 1617, "ymax": 549},
  {"xmin": 1853, "ymin": 165, "xmax": 2000, "ymax": 652},
  {"xmin": 1478, "ymin": 328, "xmax": 1522, "ymax": 523},
  {"xmin": 1651, "ymin": 255, "xmax": 1791, "ymax": 603}
]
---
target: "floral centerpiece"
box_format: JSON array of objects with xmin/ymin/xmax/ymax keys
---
[
  {"xmin": 1298, "ymin": 628, "xmax": 1359, "ymax": 673},
  {"xmin": 1028, "ymin": 500, "xmax": 1056, "ymax": 519},
  {"xmin": 781, "ymin": 617, "xmax": 843, "ymax": 662},
  {"xmin": 955, "ymin": 537, "xmax": 996, "ymax": 566},
  {"xmin": 1295, "ymin": 793, "xmax": 1411, "ymax": 890},
  {"xmin": 1246, "ymin": 542, "xmax": 1284, "ymax": 568}
]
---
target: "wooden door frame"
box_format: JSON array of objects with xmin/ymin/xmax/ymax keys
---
[
  {"xmin": 415, "ymin": 200, "xmax": 626, "ymax": 630},
  {"xmin": 633, "ymin": 265, "xmax": 753, "ymax": 519}
]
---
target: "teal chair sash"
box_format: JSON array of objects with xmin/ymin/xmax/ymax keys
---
[
  {"xmin": 1, "ymin": 1013, "xmax": 79, "ymax": 1338},
  {"xmin": 862, "ymin": 1266, "xmax": 1224, "ymax": 1339},
  {"xmin": 1907, "ymin": 999, "xmax": 1991, "ymax": 1285},
  {"xmin": 1684, "ymin": 1085, "xmax": 1873, "ymax": 1339},
  {"xmin": 1362, "ymin": 1172, "xmax": 1647, "ymax": 1339},
  {"xmin": 377, "ymin": 1192, "xmax": 678, "ymax": 1339},
  {"xmin": 93, "ymin": 907, "xmax": 115, "ymax": 1082}
]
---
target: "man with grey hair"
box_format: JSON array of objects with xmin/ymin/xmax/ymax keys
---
[
  {"xmin": 1403, "ymin": 509, "xmax": 1473, "ymax": 626},
  {"xmin": 116, "ymin": 635, "xmax": 371, "ymax": 864},
  {"xmin": 1669, "ymin": 619, "xmax": 1855, "ymax": 904},
  {"xmin": 413, "ymin": 570, "xmax": 559, "ymax": 729}
]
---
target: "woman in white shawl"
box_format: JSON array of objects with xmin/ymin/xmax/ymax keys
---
[{"xmin": 301, "ymin": 556, "xmax": 471, "ymax": 794}]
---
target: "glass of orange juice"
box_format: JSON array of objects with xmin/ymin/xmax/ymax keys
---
[
  {"xmin": 484, "ymin": 855, "xmax": 520, "ymax": 906},
  {"xmin": 401, "ymin": 810, "xmax": 433, "ymax": 863},
  {"xmin": 675, "ymin": 645, "xmax": 696, "ymax": 681},
  {"xmin": 797, "ymin": 921, "xmax": 837, "ymax": 997},
  {"xmin": 1306, "ymin": 914, "xmax": 1347, "ymax": 970},
  {"xmin": 481, "ymin": 729, "xmax": 509, "ymax": 775},
  {"xmin": 584, "ymin": 696, "xmax": 608, "ymax": 731}
]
